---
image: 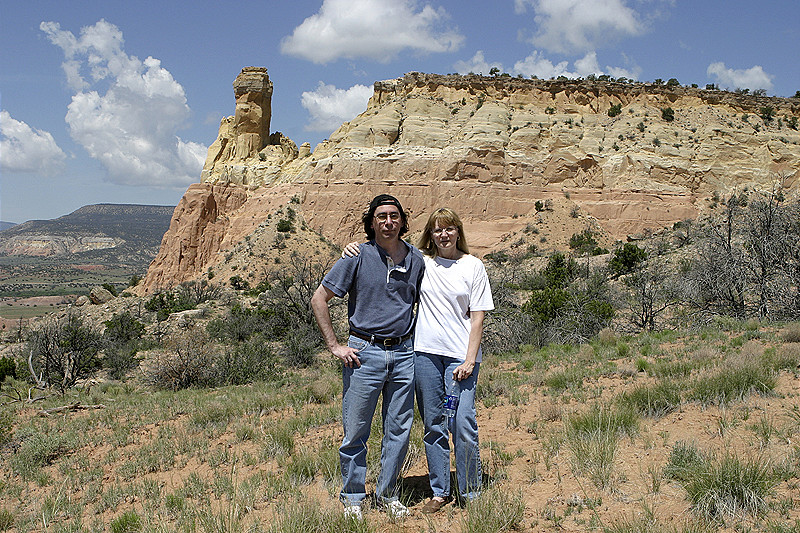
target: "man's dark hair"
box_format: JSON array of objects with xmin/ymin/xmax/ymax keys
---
[{"xmin": 362, "ymin": 194, "xmax": 409, "ymax": 240}]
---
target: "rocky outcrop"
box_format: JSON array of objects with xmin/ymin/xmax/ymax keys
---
[{"xmin": 142, "ymin": 69, "xmax": 800, "ymax": 293}]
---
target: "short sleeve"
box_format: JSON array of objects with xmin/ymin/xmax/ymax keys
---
[
  {"xmin": 322, "ymin": 254, "xmax": 359, "ymax": 298},
  {"xmin": 470, "ymin": 258, "xmax": 494, "ymax": 311}
]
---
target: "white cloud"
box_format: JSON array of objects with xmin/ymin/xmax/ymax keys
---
[
  {"xmin": 301, "ymin": 82, "xmax": 374, "ymax": 132},
  {"xmin": 512, "ymin": 50, "xmax": 638, "ymax": 80},
  {"xmin": 40, "ymin": 20, "xmax": 206, "ymax": 188},
  {"xmin": 0, "ymin": 110, "xmax": 67, "ymax": 176},
  {"xmin": 706, "ymin": 62, "xmax": 774, "ymax": 92},
  {"xmin": 281, "ymin": 0, "xmax": 464, "ymax": 64},
  {"xmin": 520, "ymin": 0, "xmax": 644, "ymax": 54},
  {"xmin": 514, "ymin": 50, "xmax": 572, "ymax": 78},
  {"xmin": 454, "ymin": 51, "xmax": 504, "ymax": 75}
]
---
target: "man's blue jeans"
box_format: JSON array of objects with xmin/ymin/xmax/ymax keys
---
[
  {"xmin": 415, "ymin": 351, "xmax": 482, "ymax": 500},
  {"xmin": 340, "ymin": 335, "xmax": 415, "ymax": 505}
]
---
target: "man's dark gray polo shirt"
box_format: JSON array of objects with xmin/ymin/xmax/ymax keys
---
[{"xmin": 322, "ymin": 240, "xmax": 425, "ymax": 338}]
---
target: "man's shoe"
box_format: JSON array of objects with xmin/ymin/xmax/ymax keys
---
[
  {"xmin": 343, "ymin": 504, "xmax": 363, "ymax": 520},
  {"xmin": 421, "ymin": 497, "xmax": 446, "ymax": 514},
  {"xmin": 383, "ymin": 499, "xmax": 410, "ymax": 518}
]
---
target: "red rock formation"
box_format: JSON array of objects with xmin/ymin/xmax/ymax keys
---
[{"xmin": 141, "ymin": 70, "xmax": 800, "ymax": 293}]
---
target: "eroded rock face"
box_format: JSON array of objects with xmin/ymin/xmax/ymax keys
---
[{"xmin": 143, "ymin": 70, "xmax": 800, "ymax": 292}]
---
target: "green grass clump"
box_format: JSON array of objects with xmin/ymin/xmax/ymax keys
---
[
  {"xmin": 690, "ymin": 362, "xmax": 776, "ymax": 405},
  {"xmin": 268, "ymin": 499, "xmax": 373, "ymax": 533},
  {"xmin": 664, "ymin": 441, "xmax": 706, "ymax": 482},
  {"xmin": 648, "ymin": 359, "xmax": 694, "ymax": 379},
  {"xmin": 617, "ymin": 381, "xmax": 683, "ymax": 418},
  {"xmin": 9, "ymin": 430, "xmax": 77, "ymax": 480},
  {"xmin": 544, "ymin": 367, "xmax": 585, "ymax": 391},
  {"xmin": 110, "ymin": 511, "xmax": 141, "ymax": 533},
  {"xmin": 683, "ymin": 451, "xmax": 777, "ymax": 520},
  {"xmin": 461, "ymin": 487, "xmax": 525, "ymax": 533},
  {"xmin": 0, "ymin": 510, "xmax": 14, "ymax": 532},
  {"xmin": 565, "ymin": 404, "xmax": 638, "ymax": 488}
]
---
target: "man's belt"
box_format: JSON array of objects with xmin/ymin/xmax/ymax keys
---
[{"xmin": 349, "ymin": 329, "xmax": 412, "ymax": 347}]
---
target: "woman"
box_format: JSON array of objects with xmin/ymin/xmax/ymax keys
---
[{"xmin": 344, "ymin": 207, "xmax": 494, "ymax": 513}]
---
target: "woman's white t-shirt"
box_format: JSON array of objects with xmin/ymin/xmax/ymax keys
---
[{"xmin": 414, "ymin": 254, "xmax": 494, "ymax": 362}]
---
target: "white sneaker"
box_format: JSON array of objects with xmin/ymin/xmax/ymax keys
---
[
  {"xmin": 343, "ymin": 504, "xmax": 363, "ymax": 520},
  {"xmin": 383, "ymin": 499, "xmax": 410, "ymax": 518}
]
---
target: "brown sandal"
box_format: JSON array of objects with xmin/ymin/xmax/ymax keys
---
[{"xmin": 421, "ymin": 498, "xmax": 446, "ymax": 514}]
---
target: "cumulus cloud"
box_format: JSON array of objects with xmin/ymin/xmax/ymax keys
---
[
  {"xmin": 40, "ymin": 20, "xmax": 206, "ymax": 188},
  {"xmin": 0, "ymin": 110, "xmax": 67, "ymax": 176},
  {"xmin": 281, "ymin": 0, "xmax": 464, "ymax": 64},
  {"xmin": 301, "ymin": 82, "xmax": 374, "ymax": 132},
  {"xmin": 707, "ymin": 62, "xmax": 774, "ymax": 92},
  {"xmin": 512, "ymin": 50, "xmax": 638, "ymax": 80},
  {"xmin": 517, "ymin": 0, "xmax": 644, "ymax": 54},
  {"xmin": 454, "ymin": 51, "xmax": 504, "ymax": 75}
]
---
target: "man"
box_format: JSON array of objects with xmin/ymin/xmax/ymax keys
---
[{"xmin": 311, "ymin": 194, "xmax": 424, "ymax": 519}]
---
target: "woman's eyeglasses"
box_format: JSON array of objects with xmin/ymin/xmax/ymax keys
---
[{"xmin": 431, "ymin": 226, "xmax": 457, "ymax": 236}]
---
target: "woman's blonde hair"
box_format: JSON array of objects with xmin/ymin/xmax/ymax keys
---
[{"xmin": 418, "ymin": 207, "xmax": 470, "ymax": 257}]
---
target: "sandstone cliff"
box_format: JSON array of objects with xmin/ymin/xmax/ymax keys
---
[{"xmin": 142, "ymin": 68, "xmax": 800, "ymax": 293}]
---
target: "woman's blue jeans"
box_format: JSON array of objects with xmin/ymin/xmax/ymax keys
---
[
  {"xmin": 415, "ymin": 351, "xmax": 482, "ymax": 500},
  {"xmin": 339, "ymin": 335, "xmax": 415, "ymax": 505}
]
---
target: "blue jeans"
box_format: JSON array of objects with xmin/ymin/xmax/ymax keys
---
[
  {"xmin": 415, "ymin": 351, "xmax": 482, "ymax": 500},
  {"xmin": 340, "ymin": 335, "xmax": 415, "ymax": 505}
]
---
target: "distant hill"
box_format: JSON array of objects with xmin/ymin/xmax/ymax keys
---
[
  {"xmin": 0, "ymin": 204, "xmax": 174, "ymax": 258},
  {"xmin": 0, "ymin": 204, "xmax": 175, "ymax": 297},
  {"xmin": 0, "ymin": 222, "xmax": 16, "ymax": 232}
]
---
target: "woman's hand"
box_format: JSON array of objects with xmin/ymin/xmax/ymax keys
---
[
  {"xmin": 453, "ymin": 361, "xmax": 475, "ymax": 381},
  {"xmin": 342, "ymin": 241, "xmax": 361, "ymax": 258}
]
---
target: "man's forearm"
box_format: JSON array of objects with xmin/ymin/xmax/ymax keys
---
[{"xmin": 311, "ymin": 285, "xmax": 339, "ymax": 350}]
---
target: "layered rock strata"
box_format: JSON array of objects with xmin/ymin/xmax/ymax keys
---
[{"xmin": 142, "ymin": 69, "xmax": 800, "ymax": 292}]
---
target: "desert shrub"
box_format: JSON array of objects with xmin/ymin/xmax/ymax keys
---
[
  {"xmin": 608, "ymin": 103, "xmax": 622, "ymax": 117},
  {"xmin": 145, "ymin": 290, "xmax": 195, "ymax": 322},
  {"xmin": 229, "ymin": 275, "xmax": 250, "ymax": 291},
  {"xmin": 609, "ymin": 243, "xmax": 647, "ymax": 277},
  {"xmin": 683, "ymin": 451, "xmax": 777, "ymax": 520},
  {"xmin": 282, "ymin": 323, "xmax": 322, "ymax": 367},
  {"xmin": 276, "ymin": 219, "xmax": 293, "ymax": 232},
  {"xmin": 569, "ymin": 229, "xmax": 600, "ymax": 255},
  {"xmin": 207, "ymin": 304, "xmax": 286, "ymax": 343},
  {"xmin": 144, "ymin": 329, "xmax": 217, "ymax": 390},
  {"xmin": 101, "ymin": 283, "xmax": 119, "ymax": 297},
  {"xmin": 214, "ymin": 334, "xmax": 282, "ymax": 385},
  {"xmin": 661, "ymin": 106, "xmax": 675, "ymax": 121},
  {"xmin": 104, "ymin": 344, "xmax": 141, "ymax": 380},
  {"xmin": 27, "ymin": 313, "xmax": 102, "ymax": 391},
  {"xmin": 0, "ymin": 356, "xmax": 17, "ymax": 382},
  {"xmin": 782, "ymin": 323, "xmax": 800, "ymax": 343},
  {"xmin": 0, "ymin": 409, "xmax": 14, "ymax": 446},
  {"xmin": 103, "ymin": 311, "xmax": 145, "ymax": 344},
  {"xmin": 103, "ymin": 311, "xmax": 146, "ymax": 379}
]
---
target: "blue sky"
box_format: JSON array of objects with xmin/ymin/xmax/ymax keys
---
[{"xmin": 1, "ymin": 0, "xmax": 798, "ymax": 224}]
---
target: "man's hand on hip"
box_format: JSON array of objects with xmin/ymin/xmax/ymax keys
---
[{"xmin": 331, "ymin": 344, "xmax": 361, "ymax": 368}]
